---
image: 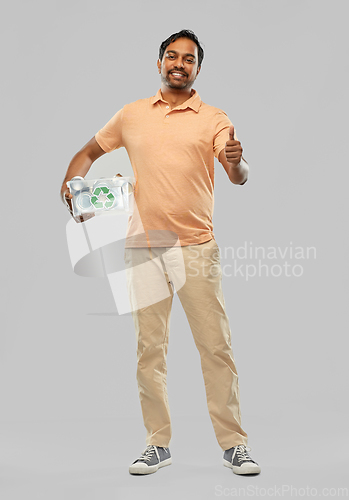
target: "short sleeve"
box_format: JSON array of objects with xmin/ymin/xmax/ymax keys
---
[
  {"xmin": 213, "ymin": 110, "xmax": 238, "ymax": 159},
  {"xmin": 95, "ymin": 107, "xmax": 124, "ymax": 153}
]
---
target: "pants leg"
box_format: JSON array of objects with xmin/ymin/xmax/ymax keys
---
[
  {"xmin": 177, "ymin": 239, "xmax": 248, "ymax": 451},
  {"xmin": 124, "ymin": 247, "xmax": 174, "ymax": 447}
]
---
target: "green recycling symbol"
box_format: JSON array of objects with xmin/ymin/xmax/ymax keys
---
[{"xmin": 91, "ymin": 186, "xmax": 115, "ymax": 209}]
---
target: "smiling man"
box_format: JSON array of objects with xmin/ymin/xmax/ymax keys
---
[{"xmin": 61, "ymin": 29, "xmax": 260, "ymax": 476}]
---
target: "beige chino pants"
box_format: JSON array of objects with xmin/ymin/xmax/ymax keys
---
[{"xmin": 124, "ymin": 238, "xmax": 248, "ymax": 451}]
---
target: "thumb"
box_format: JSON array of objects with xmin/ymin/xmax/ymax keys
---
[{"xmin": 229, "ymin": 125, "xmax": 235, "ymax": 141}]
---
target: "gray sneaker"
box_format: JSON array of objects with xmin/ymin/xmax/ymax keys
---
[
  {"xmin": 129, "ymin": 445, "xmax": 172, "ymax": 475},
  {"xmin": 223, "ymin": 445, "xmax": 261, "ymax": 475}
]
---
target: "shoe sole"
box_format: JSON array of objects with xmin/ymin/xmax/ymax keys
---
[
  {"xmin": 223, "ymin": 458, "xmax": 261, "ymax": 475},
  {"xmin": 129, "ymin": 457, "xmax": 172, "ymax": 475}
]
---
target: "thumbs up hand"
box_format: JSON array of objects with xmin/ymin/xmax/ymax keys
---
[{"xmin": 225, "ymin": 125, "xmax": 243, "ymax": 166}]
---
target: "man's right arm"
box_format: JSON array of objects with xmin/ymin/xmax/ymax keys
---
[{"xmin": 60, "ymin": 136, "xmax": 106, "ymax": 206}]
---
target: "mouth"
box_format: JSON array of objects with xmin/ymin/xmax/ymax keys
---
[{"xmin": 170, "ymin": 71, "xmax": 187, "ymax": 79}]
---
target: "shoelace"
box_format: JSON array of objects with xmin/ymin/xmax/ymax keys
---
[
  {"xmin": 138, "ymin": 445, "xmax": 157, "ymax": 462},
  {"xmin": 236, "ymin": 445, "xmax": 253, "ymax": 463}
]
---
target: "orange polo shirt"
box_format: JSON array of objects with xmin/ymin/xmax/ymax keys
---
[{"xmin": 95, "ymin": 89, "xmax": 235, "ymax": 247}]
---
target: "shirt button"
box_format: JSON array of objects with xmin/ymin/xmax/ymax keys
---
[
  {"xmin": 166, "ymin": 106, "xmax": 169, "ymax": 109},
  {"xmin": 166, "ymin": 115, "xmax": 169, "ymax": 118}
]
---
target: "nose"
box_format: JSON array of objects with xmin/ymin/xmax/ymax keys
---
[{"xmin": 174, "ymin": 58, "xmax": 185, "ymax": 69}]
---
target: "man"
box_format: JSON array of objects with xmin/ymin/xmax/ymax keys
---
[{"xmin": 61, "ymin": 29, "xmax": 261, "ymax": 476}]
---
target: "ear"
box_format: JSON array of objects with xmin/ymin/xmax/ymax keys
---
[
  {"xmin": 196, "ymin": 65, "xmax": 201, "ymax": 77},
  {"xmin": 157, "ymin": 59, "xmax": 161, "ymax": 73}
]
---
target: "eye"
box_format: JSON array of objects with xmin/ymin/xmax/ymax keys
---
[{"xmin": 186, "ymin": 58, "xmax": 194, "ymax": 63}]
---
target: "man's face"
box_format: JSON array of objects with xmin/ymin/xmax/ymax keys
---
[{"xmin": 157, "ymin": 37, "xmax": 201, "ymax": 90}]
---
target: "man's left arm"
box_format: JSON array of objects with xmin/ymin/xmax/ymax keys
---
[{"xmin": 218, "ymin": 125, "xmax": 249, "ymax": 185}]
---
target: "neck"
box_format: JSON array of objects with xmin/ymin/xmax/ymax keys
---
[{"xmin": 160, "ymin": 86, "xmax": 194, "ymax": 108}]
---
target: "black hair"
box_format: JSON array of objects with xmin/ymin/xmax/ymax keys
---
[{"xmin": 158, "ymin": 29, "xmax": 204, "ymax": 67}]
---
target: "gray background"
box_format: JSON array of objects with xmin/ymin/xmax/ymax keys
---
[{"xmin": 1, "ymin": 0, "xmax": 348, "ymax": 499}]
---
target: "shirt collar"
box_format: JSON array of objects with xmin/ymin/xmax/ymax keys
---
[{"xmin": 150, "ymin": 88, "xmax": 201, "ymax": 112}]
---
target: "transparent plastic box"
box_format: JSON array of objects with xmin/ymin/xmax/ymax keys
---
[{"xmin": 67, "ymin": 176, "xmax": 135, "ymax": 218}]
